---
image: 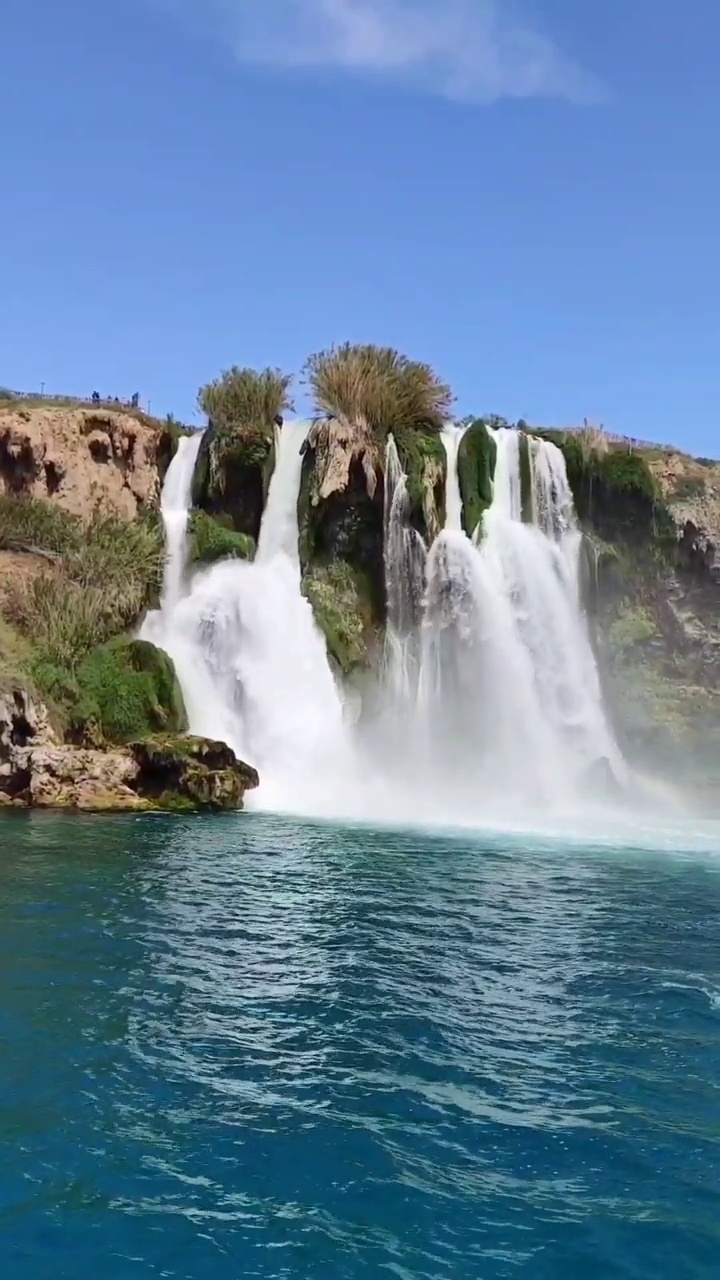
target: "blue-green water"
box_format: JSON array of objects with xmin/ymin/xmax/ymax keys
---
[{"xmin": 1, "ymin": 812, "xmax": 720, "ymax": 1279}]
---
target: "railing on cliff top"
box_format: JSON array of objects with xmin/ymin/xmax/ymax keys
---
[
  {"xmin": 1, "ymin": 388, "xmax": 679, "ymax": 454},
  {"xmin": 1, "ymin": 388, "xmax": 151, "ymax": 414}
]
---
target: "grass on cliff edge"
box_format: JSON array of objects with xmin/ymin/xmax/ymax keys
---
[
  {"xmin": 304, "ymin": 344, "xmax": 454, "ymax": 437},
  {"xmin": 198, "ymin": 367, "xmax": 293, "ymax": 432},
  {"xmin": 0, "ymin": 496, "xmax": 163, "ymax": 681}
]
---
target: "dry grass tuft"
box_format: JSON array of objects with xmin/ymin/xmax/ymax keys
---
[
  {"xmin": 304, "ymin": 344, "xmax": 453, "ymax": 437},
  {"xmin": 198, "ymin": 367, "xmax": 294, "ymax": 431}
]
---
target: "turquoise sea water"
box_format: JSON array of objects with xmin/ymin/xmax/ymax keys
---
[{"xmin": 1, "ymin": 811, "xmax": 720, "ymax": 1279}]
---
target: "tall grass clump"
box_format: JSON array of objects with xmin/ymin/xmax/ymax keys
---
[
  {"xmin": 304, "ymin": 344, "xmax": 453, "ymax": 438},
  {"xmin": 198, "ymin": 367, "xmax": 294, "ymax": 431},
  {"xmin": 1, "ymin": 501, "xmax": 164, "ymax": 674},
  {"xmin": 0, "ymin": 495, "xmax": 83, "ymax": 557},
  {"xmin": 570, "ymin": 419, "xmax": 610, "ymax": 463}
]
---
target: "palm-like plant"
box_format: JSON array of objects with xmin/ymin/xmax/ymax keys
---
[{"xmin": 198, "ymin": 367, "xmax": 294, "ymax": 431}]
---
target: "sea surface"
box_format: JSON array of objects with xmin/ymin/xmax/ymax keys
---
[{"xmin": 1, "ymin": 811, "xmax": 720, "ymax": 1279}]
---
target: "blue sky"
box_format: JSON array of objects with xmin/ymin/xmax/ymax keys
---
[{"xmin": 2, "ymin": 0, "xmax": 719, "ymax": 454}]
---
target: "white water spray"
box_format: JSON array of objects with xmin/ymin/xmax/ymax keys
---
[
  {"xmin": 440, "ymin": 423, "xmax": 468, "ymax": 532},
  {"xmin": 158, "ymin": 434, "xmax": 203, "ymax": 612},
  {"xmin": 419, "ymin": 428, "xmax": 623, "ymax": 806},
  {"xmin": 382, "ymin": 435, "xmax": 426, "ymax": 703}
]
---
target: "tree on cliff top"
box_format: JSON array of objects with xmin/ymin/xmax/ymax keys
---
[
  {"xmin": 198, "ymin": 367, "xmax": 294, "ymax": 433},
  {"xmin": 304, "ymin": 344, "xmax": 453, "ymax": 437}
]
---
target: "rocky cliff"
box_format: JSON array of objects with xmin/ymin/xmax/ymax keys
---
[
  {"xmin": 1, "ymin": 401, "xmax": 717, "ymax": 808},
  {"xmin": 0, "ymin": 402, "xmax": 178, "ymax": 520}
]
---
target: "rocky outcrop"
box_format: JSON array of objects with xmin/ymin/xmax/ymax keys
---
[
  {"xmin": 648, "ymin": 451, "xmax": 720, "ymax": 578},
  {"xmin": 0, "ymin": 404, "xmax": 177, "ymax": 521},
  {"xmin": 0, "ymin": 681, "xmax": 259, "ymax": 812},
  {"xmin": 191, "ymin": 422, "xmax": 274, "ymax": 541},
  {"xmin": 3, "ymin": 742, "xmax": 145, "ymax": 811},
  {"xmin": 130, "ymin": 737, "xmax": 260, "ymax": 812},
  {"xmin": 457, "ymin": 423, "xmax": 497, "ymax": 537},
  {"xmin": 299, "ymin": 425, "xmax": 385, "ymax": 615}
]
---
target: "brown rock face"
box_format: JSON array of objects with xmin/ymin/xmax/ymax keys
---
[
  {"xmin": 5, "ymin": 744, "xmax": 144, "ymax": 811},
  {"xmin": 0, "ymin": 684, "xmax": 261, "ymax": 813},
  {"xmin": 648, "ymin": 451, "xmax": 720, "ymax": 576},
  {"xmin": 0, "ymin": 404, "xmax": 173, "ymax": 520}
]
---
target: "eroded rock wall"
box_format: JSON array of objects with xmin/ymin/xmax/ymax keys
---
[{"xmin": 0, "ymin": 404, "xmax": 176, "ymax": 520}]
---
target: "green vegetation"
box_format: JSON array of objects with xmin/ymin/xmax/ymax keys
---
[
  {"xmin": 535, "ymin": 431, "xmax": 665, "ymax": 536},
  {"xmin": 608, "ymin": 604, "xmax": 660, "ymax": 652},
  {"xmin": 303, "ymin": 561, "xmax": 376, "ymax": 674},
  {"xmin": 188, "ymin": 511, "xmax": 255, "ymax": 568},
  {"xmin": 0, "ymin": 494, "xmax": 82, "ymax": 557},
  {"xmin": 669, "ymin": 474, "xmax": 707, "ymax": 502},
  {"xmin": 0, "ymin": 496, "xmax": 163, "ymax": 676},
  {"xmin": 519, "ymin": 433, "xmax": 533, "ymax": 523},
  {"xmin": 191, "ymin": 368, "xmax": 288, "ymax": 538},
  {"xmin": 457, "ymin": 422, "xmax": 497, "ymax": 536},
  {"xmin": 71, "ymin": 638, "xmax": 187, "ymax": 746},
  {"xmin": 394, "ymin": 427, "xmax": 446, "ymax": 538},
  {"xmin": 198, "ymin": 366, "xmax": 293, "ymax": 430},
  {"xmin": 305, "ymin": 343, "xmax": 453, "ymax": 437},
  {"xmin": 0, "ymin": 616, "xmax": 34, "ymax": 696}
]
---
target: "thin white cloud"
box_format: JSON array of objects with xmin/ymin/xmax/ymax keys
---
[{"xmin": 159, "ymin": 0, "xmax": 606, "ymax": 104}]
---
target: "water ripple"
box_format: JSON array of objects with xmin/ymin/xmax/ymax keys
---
[{"xmin": 1, "ymin": 811, "xmax": 720, "ymax": 1277}]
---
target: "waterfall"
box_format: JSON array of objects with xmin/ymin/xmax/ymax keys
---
[
  {"xmin": 256, "ymin": 420, "xmax": 306, "ymax": 565},
  {"xmin": 440, "ymin": 423, "xmax": 468, "ymax": 532},
  {"xmin": 146, "ymin": 420, "xmax": 352, "ymax": 815},
  {"xmin": 419, "ymin": 427, "xmax": 623, "ymax": 805},
  {"xmin": 158, "ymin": 434, "xmax": 203, "ymax": 612},
  {"xmin": 382, "ymin": 435, "xmax": 426, "ymax": 702},
  {"xmin": 146, "ymin": 416, "xmax": 628, "ymax": 825}
]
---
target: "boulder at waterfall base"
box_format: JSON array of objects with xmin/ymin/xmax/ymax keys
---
[{"xmin": 129, "ymin": 736, "xmax": 260, "ymax": 812}]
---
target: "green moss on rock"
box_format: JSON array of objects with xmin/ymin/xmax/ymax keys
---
[
  {"xmin": 191, "ymin": 422, "xmax": 274, "ymax": 540},
  {"xmin": 72, "ymin": 638, "xmax": 187, "ymax": 746},
  {"xmin": 519, "ymin": 432, "xmax": 533, "ymax": 523},
  {"xmin": 130, "ymin": 735, "xmax": 259, "ymax": 812},
  {"xmin": 188, "ymin": 511, "xmax": 255, "ymax": 568},
  {"xmin": 457, "ymin": 421, "xmax": 497, "ymax": 537},
  {"xmin": 394, "ymin": 427, "xmax": 446, "ymax": 542},
  {"xmin": 303, "ymin": 560, "xmax": 376, "ymax": 674}
]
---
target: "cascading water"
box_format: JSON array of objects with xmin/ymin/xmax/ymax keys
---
[
  {"xmin": 147, "ymin": 420, "xmax": 352, "ymax": 815},
  {"xmin": 146, "ymin": 416, "xmax": 631, "ymax": 826},
  {"xmin": 440, "ymin": 423, "xmax": 468, "ymax": 532},
  {"xmin": 420, "ymin": 427, "xmax": 623, "ymax": 807},
  {"xmin": 158, "ymin": 433, "xmax": 203, "ymax": 612},
  {"xmin": 382, "ymin": 435, "xmax": 426, "ymax": 703}
]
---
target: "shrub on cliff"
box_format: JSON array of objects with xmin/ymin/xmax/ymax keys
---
[
  {"xmin": 0, "ymin": 495, "xmax": 82, "ymax": 557},
  {"xmin": 71, "ymin": 638, "xmax": 187, "ymax": 746},
  {"xmin": 304, "ymin": 343, "xmax": 453, "ymax": 438},
  {"xmin": 457, "ymin": 423, "xmax": 498, "ymax": 537},
  {"xmin": 198, "ymin": 367, "xmax": 294, "ymax": 431},
  {"xmin": 1, "ymin": 499, "xmax": 163, "ymax": 672},
  {"xmin": 193, "ymin": 367, "xmax": 292, "ymax": 540}
]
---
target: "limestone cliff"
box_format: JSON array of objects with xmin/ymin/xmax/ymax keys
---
[{"xmin": 0, "ymin": 403, "xmax": 178, "ymax": 520}]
